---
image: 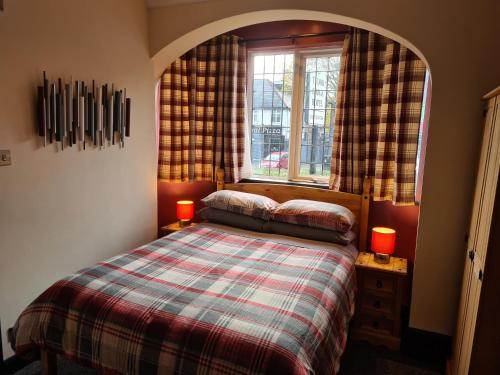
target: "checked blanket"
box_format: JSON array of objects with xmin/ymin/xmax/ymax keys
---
[{"xmin": 12, "ymin": 225, "xmax": 356, "ymax": 375}]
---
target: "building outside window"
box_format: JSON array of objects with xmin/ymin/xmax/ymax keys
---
[{"xmin": 248, "ymin": 49, "xmax": 341, "ymax": 183}]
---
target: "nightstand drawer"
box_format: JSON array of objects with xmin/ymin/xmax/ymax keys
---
[
  {"xmin": 363, "ymin": 273, "xmax": 395, "ymax": 294},
  {"xmin": 354, "ymin": 253, "xmax": 407, "ymax": 349},
  {"xmin": 358, "ymin": 313, "xmax": 394, "ymax": 336},
  {"xmin": 360, "ymin": 293, "xmax": 395, "ymax": 317}
]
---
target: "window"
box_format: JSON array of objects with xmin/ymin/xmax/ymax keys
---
[
  {"xmin": 271, "ymin": 109, "xmax": 282, "ymax": 124},
  {"xmin": 248, "ymin": 49, "xmax": 341, "ymax": 183}
]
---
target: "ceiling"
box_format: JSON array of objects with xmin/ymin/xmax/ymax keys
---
[{"xmin": 146, "ymin": 0, "xmax": 211, "ymax": 8}]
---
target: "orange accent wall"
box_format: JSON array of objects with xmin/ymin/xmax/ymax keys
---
[
  {"xmin": 158, "ymin": 181, "xmax": 216, "ymax": 230},
  {"xmin": 158, "ymin": 181, "xmax": 419, "ymax": 261}
]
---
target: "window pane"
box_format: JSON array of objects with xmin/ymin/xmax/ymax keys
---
[
  {"xmin": 250, "ymin": 53, "xmax": 294, "ymax": 180},
  {"xmin": 283, "ymin": 72, "xmax": 293, "ymax": 92},
  {"xmin": 316, "ymin": 71, "xmax": 327, "ymax": 89},
  {"xmin": 283, "ymin": 91, "xmax": 292, "ymax": 108},
  {"xmin": 314, "ymin": 110, "xmax": 325, "ymax": 125},
  {"xmin": 327, "ymin": 70, "xmax": 339, "ymax": 92},
  {"xmin": 274, "ymin": 55, "xmax": 285, "ymax": 73},
  {"xmin": 262, "ymin": 109, "xmax": 272, "ymax": 125},
  {"xmin": 326, "ymin": 91, "xmax": 337, "ymax": 108},
  {"xmin": 263, "ymin": 91, "xmax": 274, "ymax": 108},
  {"xmin": 306, "ymin": 57, "xmax": 316, "ymax": 72},
  {"xmin": 314, "ymin": 91, "xmax": 326, "ymax": 109},
  {"xmin": 317, "ymin": 57, "xmax": 329, "ymax": 71},
  {"xmin": 271, "ymin": 109, "xmax": 282, "ymax": 125},
  {"xmin": 252, "ymin": 91, "xmax": 263, "ymax": 108},
  {"xmin": 273, "ymin": 73, "xmax": 284, "ymax": 86},
  {"xmin": 298, "ymin": 53, "xmax": 341, "ymax": 181},
  {"xmin": 264, "ymin": 55, "xmax": 275, "ymax": 73},
  {"xmin": 254, "ymin": 56, "xmax": 264, "ymax": 74},
  {"xmin": 285, "ymin": 54, "xmax": 294, "ymax": 71},
  {"xmin": 305, "ymin": 72, "xmax": 316, "ymax": 90},
  {"xmin": 252, "ymin": 110, "xmax": 262, "ymax": 125}
]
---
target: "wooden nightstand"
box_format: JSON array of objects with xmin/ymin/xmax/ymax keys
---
[
  {"xmin": 352, "ymin": 252, "xmax": 408, "ymax": 350},
  {"xmin": 159, "ymin": 222, "xmax": 198, "ymax": 237}
]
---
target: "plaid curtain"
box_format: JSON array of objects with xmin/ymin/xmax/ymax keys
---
[
  {"xmin": 330, "ymin": 28, "xmax": 426, "ymax": 205},
  {"xmin": 158, "ymin": 35, "xmax": 247, "ymax": 182}
]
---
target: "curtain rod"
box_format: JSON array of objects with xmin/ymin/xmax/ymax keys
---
[{"xmin": 240, "ymin": 30, "xmax": 346, "ymax": 43}]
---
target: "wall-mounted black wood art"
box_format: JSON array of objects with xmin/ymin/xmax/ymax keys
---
[{"xmin": 36, "ymin": 72, "xmax": 131, "ymax": 150}]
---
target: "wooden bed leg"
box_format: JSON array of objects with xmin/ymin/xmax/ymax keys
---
[{"xmin": 41, "ymin": 348, "xmax": 57, "ymax": 375}]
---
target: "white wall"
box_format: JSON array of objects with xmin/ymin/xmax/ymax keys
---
[
  {"xmin": 0, "ymin": 0, "xmax": 157, "ymax": 358},
  {"xmin": 147, "ymin": 0, "xmax": 500, "ymax": 335}
]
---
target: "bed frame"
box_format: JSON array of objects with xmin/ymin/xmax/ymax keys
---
[
  {"xmin": 40, "ymin": 171, "xmax": 370, "ymax": 374},
  {"xmin": 217, "ymin": 169, "xmax": 371, "ymax": 252}
]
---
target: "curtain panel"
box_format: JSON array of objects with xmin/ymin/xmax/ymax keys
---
[
  {"xmin": 330, "ymin": 28, "xmax": 426, "ymax": 205},
  {"xmin": 158, "ymin": 35, "xmax": 247, "ymax": 182}
]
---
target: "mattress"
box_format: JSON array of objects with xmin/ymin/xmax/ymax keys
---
[{"xmin": 12, "ymin": 223, "xmax": 357, "ymax": 375}]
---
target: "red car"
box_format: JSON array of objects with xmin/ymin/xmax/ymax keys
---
[{"xmin": 260, "ymin": 152, "xmax": 288, "ymax": 169}]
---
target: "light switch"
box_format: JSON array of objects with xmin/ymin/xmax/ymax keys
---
[{"xmin": 0, "ymin": 150, "xmax": 11, "ymax": 166}]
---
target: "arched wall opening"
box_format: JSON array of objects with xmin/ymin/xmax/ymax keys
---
[
  {"xmin": 152, "ymin": 8, "xmax": 437, "ymax": 335},
  {"xmin": 151, "ymin": 10, "xmax": 430, "ymax": 79}
]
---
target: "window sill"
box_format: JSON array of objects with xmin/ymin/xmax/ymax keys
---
[{"xmin": 239, "ymin": 178, "xmax": 330, "ymax": 190}]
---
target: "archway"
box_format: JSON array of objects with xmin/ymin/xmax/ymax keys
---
[
  {"xmin": 151, "ymin": 9, "xmax": 430, "ymax": 78},
  {"xmin": 152, "ymin": 9, "xmax": 434, "ymax": 339}
]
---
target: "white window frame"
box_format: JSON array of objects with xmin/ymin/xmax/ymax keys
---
[{"xmin": 247, "ymin": 46, "xmax": 343, "ymax": 184}]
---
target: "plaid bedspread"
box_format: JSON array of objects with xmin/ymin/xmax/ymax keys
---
[{"xmin": 12, "ymin": 225, "xmax": 356, "ymax": 375}]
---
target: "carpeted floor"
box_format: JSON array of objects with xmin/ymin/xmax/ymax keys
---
[
  {"xmin": 11, "ymin": 340, "xmax": 444, "ymax": 375},
  {"xmin": 340, "ymin": 340, "xmax": 444, "ymax": 374}
]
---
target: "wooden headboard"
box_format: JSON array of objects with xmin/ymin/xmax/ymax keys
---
[{"xmin": 216, "ymin": 169, "xmax": 371, "ymax": 251}]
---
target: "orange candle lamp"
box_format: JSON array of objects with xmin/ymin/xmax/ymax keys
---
[
  {"xmin": 176, "ymin": 200, "xmax": 194, "ymax": 226},
  {"xmin": 371, "ymin": 227, "xmax": 396, "ymax": 264}
]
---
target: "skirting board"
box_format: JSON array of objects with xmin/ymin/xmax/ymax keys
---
[
  {"xmin": 399, "ymin": 305, "xmax": 451, "ymax": 362},
  {"xmin": 401, "ymin": 327, "xmax": 451, "ymax": 361}
]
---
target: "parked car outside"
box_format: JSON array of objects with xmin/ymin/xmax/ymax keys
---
[{"xmin": 260, "ymin": 152, "xmax": 288, "ymax": 169}]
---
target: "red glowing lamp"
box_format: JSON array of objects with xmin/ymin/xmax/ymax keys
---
[
  {"xmin": 371, "ymin": 227, "xmax": 396, "ymax": 264},
  {"xmin": 176, "ymin": 200, "xmax": 194, "ymax": 226}
]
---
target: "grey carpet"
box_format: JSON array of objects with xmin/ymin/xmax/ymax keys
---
[
  {"xmin": 377, "ymin": 359, "xmax": 442, "ymax": 375},
  {"xmin": 340, "ymin": 340, "xmax": 444, "ymax": 375},
  {"xmin": 13, "ymin": 357, "xmax": 98, "ymax": 375},
  {"xmin": 13, "ymin": 340, "xmax": 445, "ymax": 375}
]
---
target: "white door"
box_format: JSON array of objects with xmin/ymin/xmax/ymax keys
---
[{"xmin": 452, "ymin": 94, "xmax": 500, "ymax": 375}]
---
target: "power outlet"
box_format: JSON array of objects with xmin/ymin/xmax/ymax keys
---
[{"xmin": 0, "ymin": 150, "xmax": 11, "ymax": 166}]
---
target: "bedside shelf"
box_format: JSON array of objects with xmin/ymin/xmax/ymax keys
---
[
  {"xmin": 159, "ymin": 222, "xmax": 198, "ymax": 237},
  {"xmin": 352, "ymin": 252, "xmax": 408, "ymax": 350},
  {"xmin": 355, "ymin": 252, "xmax": 407, "ymax": 275}
]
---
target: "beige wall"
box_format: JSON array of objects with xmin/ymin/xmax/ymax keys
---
[
  {"xmin": 0, "ymin": 1, "xmax": 498, "ymax": 361},
  {"xmin": 148, "ymin": 0, "xmax": 500, "ymax": 335},
  {"xmin": 0, "ymin": 0, "xmax": 157, "ymax": 358}
]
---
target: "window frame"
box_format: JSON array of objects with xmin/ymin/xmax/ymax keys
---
[{"xmin": 247, "ymin": 46, "xmax": 343, "ymax": 184}]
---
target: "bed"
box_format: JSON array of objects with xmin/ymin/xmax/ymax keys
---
[{"xmin": 11, "ymin": 171, "xmax": 370, "ymax": 375}]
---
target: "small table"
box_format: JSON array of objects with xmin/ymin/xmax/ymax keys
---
[
  {"xmin": 159, "ymin": 222, "xmax": 198, "ymax": 237},
  {"xmin": 352, "ymin": 252, "xmax": 408, "ymax": 350}
]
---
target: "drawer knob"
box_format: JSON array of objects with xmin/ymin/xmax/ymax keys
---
[
  {"xmin": 373, "ymin": 300, "xmax": 381, "ymax": 309},
  {"xmin": 372, "ymin": 320, "xmax": 379, "ymax": 329},
  {"xmin": 376, "ymin": 280, "xmax": 383, "ymax": 288}
]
